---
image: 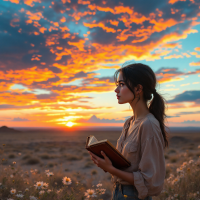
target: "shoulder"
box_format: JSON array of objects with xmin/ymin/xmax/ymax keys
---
[
  {"xmin": 139, "ymin": 113, "xmax": 162, "ymax": 140},
  {"xmin": 123, "ymin": 116, "xmax": 132, "ymax": 129}
]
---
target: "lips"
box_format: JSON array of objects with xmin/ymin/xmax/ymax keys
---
[{"xmin": 117, "ymin": 96, "xmax": 120, "ymax": 99}]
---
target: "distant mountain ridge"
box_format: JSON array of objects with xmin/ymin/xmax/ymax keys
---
[{"xmin": 0, "ymin": 126, "xmax": 21, "ymax": 133}]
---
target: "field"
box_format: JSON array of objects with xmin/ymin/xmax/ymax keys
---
[{"xmin": 0, "ymin": 128, "xmax": 200, "ymax": 200}]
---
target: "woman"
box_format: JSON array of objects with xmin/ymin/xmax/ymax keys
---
[{"xmin": 89, "ymin": 63, "xmax": 169, "ymax": 200}]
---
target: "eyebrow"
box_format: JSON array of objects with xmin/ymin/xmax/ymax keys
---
[{"xmin": 116, "ymin": 80, "xmax": 124, "ymax": 83}]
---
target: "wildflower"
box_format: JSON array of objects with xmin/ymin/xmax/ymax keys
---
[
  {"xmin": 76, "ymin": 181, "xmax": 79, "ymax": 185},
  {"xmin": 197, "ymin": 191, "xmax": 199, "ymax": 194},
  {"xmin": 45, "ymin": 169, "xmax": 49, "ymax": 173},
  {"xmin": 62, "ymin": 176, "xmax": 72, "ymax": 185},
  {"xmin": 3, "ymin": 144, "xmax": 5, "ymax": 146},
  {"xmin": 84, "ymin": 189, "xmax": 97, "ymax": 198},
  {"xmin": 34, "ymin": 181, "xmax": 43, "ymax": 189},
  {"xmin": 96, "ymin": 188, "xmax": 106, "ymax": 195},
  {"xmin": 10, "ymin": 174, "xmax": 14, "ymax": 178},
  {"xmin": 96, "ymin": 183, "xmax": 102, "ymax": 187},
  {"xmin": 7, "ymin": 199, "xmax": 14, "ymax": 200},
  {"xmin": 46, "ymin": 172, "xmax": 54, "ymax": 177},
  {"xmin": 16, "ymin": 194, "xmax": 24, "ymax": 198},
  {"xmin": 189, "ymin": 160, "xmax": 194, "ymax": 164},
  {"xmin": 30, "ymin": 196, "xmax": 38, "ymax": 200},
  {"xmin": 198, "ymin": 145, "xmax": 200, "ymax": 149},
  {"xmin": 10, "ymin": 188, "xmax": 16, "ymax": 194},
  {"xmin": 187, "ymin": 168, "xmax": 190, "ymax": 172},
  {"xmin": 35, "ymin": 169, "xmax": 38, "ymax": 172},
  {"xmin": 13, "ymin": 161, "xmax": 16, "ymax": 165},
  {"xmin": 39, "ymin": 190, "xmax": 45, "ymax": 195},
  {"xmin": 56, "ymin": 189, "xmax": 62, "ymax": 194},
  {"xmin": 47, "ymin": 189, "xmax": 52, "ymax": 193},
  {"xmin": 174, "ymin": 194, "xmax": 178, "ymax": 197},
  {"xmin": 0, "ymin": 183, "xmax": 2, "ymax": 185},
  {"xmin": 124, "ymin": 194, "xmax": 128, "ymax": 198},
  {"xmin": 172, "ymin": 178, "xmax": 180, "ymax": 185},
  {"xmin": 25, "ymin": 188, "xmax": 29, "ymax": 192},
  {"xmin": 42, "ymin": 182, "xmax": 48, "ymax": 189}
]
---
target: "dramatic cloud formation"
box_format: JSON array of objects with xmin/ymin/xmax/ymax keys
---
[{"xmin": 0, "ymin": 0, "xmax": 200, "ymax": 127}]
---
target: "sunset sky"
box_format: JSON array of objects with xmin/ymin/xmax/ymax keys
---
[{"xmin": 0, "ymin": 0, "xmax": 200, "ymax": 129}]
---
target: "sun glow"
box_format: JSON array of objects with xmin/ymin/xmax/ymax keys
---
[{"xmin": 66, "ymin": 122, "xmax": 74, "ymax": 127}]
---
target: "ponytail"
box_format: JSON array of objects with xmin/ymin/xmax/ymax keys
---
[{"xmin": 149, "ymin": 91, "xmax": 169, "ymax": 148}]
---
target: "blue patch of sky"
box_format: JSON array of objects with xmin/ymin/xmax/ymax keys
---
[
  {"xmin": 67, "ymin": 20, "xmax": 89, "ymax": 38},
  {"xmin": 61, "ymin": 79, "xmax": 83, "ymax": 86},
  {"xmin": 31, "ymin": 89, "xmax": 51, "ymax": 95},
  {"xmin": 10, "ymin": 84, "xmax": 28, "ymax": 90}
]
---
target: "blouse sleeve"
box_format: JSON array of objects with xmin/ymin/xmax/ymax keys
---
[{"xmin": 132, "ymin": 120, "xmax": 166, "ymax": 199}]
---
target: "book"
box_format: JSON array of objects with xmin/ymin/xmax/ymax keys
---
[{"xmin": 85, "ymin": 135, "xmax": 131, "ymax": 170}]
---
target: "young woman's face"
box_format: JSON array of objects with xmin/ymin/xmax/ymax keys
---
[{"xmin": 114, "ymin": 71, "xmax": 135, "ymax": 104}]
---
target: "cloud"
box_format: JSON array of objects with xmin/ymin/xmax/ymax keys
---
[
  {"xmin": 168, "ymin": 90, "xmax": 200, "ymax": 103},
  {"xmin": 11, "ymin": 117, "xmax": 30, "ymax": 121},
  {"xmin": 79, "ymin": 115, "xmax": 125, "ymax": 123},
  {"xmin": 190, "ymin": 61, "xmax": 200, "ymax": 66},
  {"xmin": 181, "ymin": 120, "xmax": 200, "ymax": 124}
]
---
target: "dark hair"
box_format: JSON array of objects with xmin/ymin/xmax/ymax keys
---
[{"xmin": 114, "ymin": 63, "xmax": 169, "ymax": 148}]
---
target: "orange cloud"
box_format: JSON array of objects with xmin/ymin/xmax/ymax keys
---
[
  {"xmin": 83, "ymin": 21, "xmax": 116, "ymax": 33},
  {"xmin": 195, "ymin": 47, "xmax": 200, "ymax": 51},
  {"xmin": 162, "ymin": 43, "xmax": 182, "ymax": 49},
  {"xmin": 23, "ymin": 0, "xmax": 41, "ymax": 7},
  {"xmin": 189, "ymin": 61, "xmax": 200, "ymax": 66},
  {"xmin": 164, "ymin": 54, "xmax": 183, "ymax": 59},
  {"xmin": 10, "ymin": 18, "xmax": 20, "ymax": 27},
  {"xmin": 168, "ymin": 0, "xmax": 186, "ymax": 4},
  {"xmin": 3, "ymin": 0, "xmax": 19, "ymax": 4}
]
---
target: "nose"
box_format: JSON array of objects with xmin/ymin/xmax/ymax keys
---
[{"xmin": 114, "ymin": 86, "xmax": 119, "ymax": 93}]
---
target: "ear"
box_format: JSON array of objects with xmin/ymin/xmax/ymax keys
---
[{"xmin": 136, "ymin": 84, "xmax": 143, "ymax": 94}]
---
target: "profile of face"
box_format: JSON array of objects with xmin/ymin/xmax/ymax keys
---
[
  {"xmin": 114, "ymin": 71, "xmax": 133, "ymax": 104},
  {"xmin": 114, "ymin": 71, "xmax": 143, "ymax": 104}
]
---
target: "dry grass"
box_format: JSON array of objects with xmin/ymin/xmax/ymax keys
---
[{"xmin": 0, "ymin": 129, "xmax": 200, "ymax": 199}]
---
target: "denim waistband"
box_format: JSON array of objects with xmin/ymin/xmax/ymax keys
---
[{"xmin": 113, "ymin": 182, "xmax": 137, "ymax": 192}]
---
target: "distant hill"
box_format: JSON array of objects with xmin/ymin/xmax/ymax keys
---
[{"xmin": 0, "ymin": 126, "xmax": 21, "ymax": 133}]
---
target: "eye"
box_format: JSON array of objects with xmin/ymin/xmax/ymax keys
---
[{"xmin": 119, "ymin": 83, "xmax": 124, "ymax": 87}]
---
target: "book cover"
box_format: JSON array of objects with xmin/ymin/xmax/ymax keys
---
[{"xmin": 86, "ymin": 135, "xmax": 131, "ymax": 170}]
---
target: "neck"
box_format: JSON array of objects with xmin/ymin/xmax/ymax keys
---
[{"xmin": 130, "ymin": 99, "xmax": 149, "ymax": 120}]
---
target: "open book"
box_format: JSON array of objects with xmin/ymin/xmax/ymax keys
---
[{"xmin": 86, "ymin": 135, "xmax": 131, "ymax": 170}]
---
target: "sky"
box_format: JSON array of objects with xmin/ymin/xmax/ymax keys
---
[{"xmin": 0, "ymin": 0, "xmax": 200, "ymax": 129}]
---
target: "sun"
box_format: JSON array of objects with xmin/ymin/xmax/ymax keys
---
[{"xmin": 66, "ymin": 122, "xmax": 74, "ymax": 127}]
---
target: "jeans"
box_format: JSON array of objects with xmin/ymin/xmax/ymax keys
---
[{"xmin": 111, "ymin": 183, "xmax": 153, "ymax": 200}]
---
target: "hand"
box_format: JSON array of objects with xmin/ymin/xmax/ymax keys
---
[{"xmin": 89, "ymin": 151, "xmax": 113, "ymax": 173}]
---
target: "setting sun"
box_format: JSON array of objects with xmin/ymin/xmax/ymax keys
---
[{"xmin": 66, "ymin": 122, "xmax": 74, "ymax": 127}]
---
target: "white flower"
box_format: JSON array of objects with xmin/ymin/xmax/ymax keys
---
[
  {"xmin": 84, "ymin": 189, "xmax": 97, "ymax": 198},
  {"xmin": 42, "ymin": 182, "xmax": 48, "ymax": 189},
  {"xmin": 45, "ymin": 169, "xmax": 49, "ymax": 173},
  {"xmin": 10, "ymin": 188, "xmax": 16, "ymax": 194},
  {"xmin": 46, "ymin": 172, "xmax": 54, "ymax": 177},
  {"xmin": 62, "ymin": 176, "xmax": 72, "ymax": 185},
  {"xmin": 10, "ymin": 174, "xmax": 14, "ymax": 178},
  {"xmin": 25, "ymin": 188, "xmax": 29, "ymax": 192},
  {"xmin": 30, "ymin": 196, "xmax": 38, "ymax": 200},
  {"xmin": 197, "ymin": 191, "xmax": 199, "ymax": 194},
  {"xmin": 56, "ymin": 189, "xmax": 62, "ymax": 194},
  {"xmin": 0, "ymin": 182, "xmax": 2, "ymax": 185},
  {"xmin": 39, "ymin": 190, "xmax": 45, "ymax": 195},
  {"xmin": 47, "ymin": 189, "xmax": 52, "ymax": 193},
  {"xmin": 96, "ymin": 188, "xmax": 106, "ymax": 195},
  {"xmin": 34, "ymin": 181, "xmax": 43, "ymax": 189},
  {"xmin": 96, "ymin": 183, "xmax": 102, "ymax": 187},
  {"xmin": 16, "ymin": 194, "xmax": 24, "ymax": 198},
  {"xmin": 189, "ymin": 160, "xmax": 194, "ymax": 164},
  {"xmin": 13, "ymin": 161, "xmax": 16, "ymax": 165}
]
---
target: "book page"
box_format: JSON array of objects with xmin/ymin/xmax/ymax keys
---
[{"xmin": 88, "ymin": 136, "xmax": 98, "ymax": 146}]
